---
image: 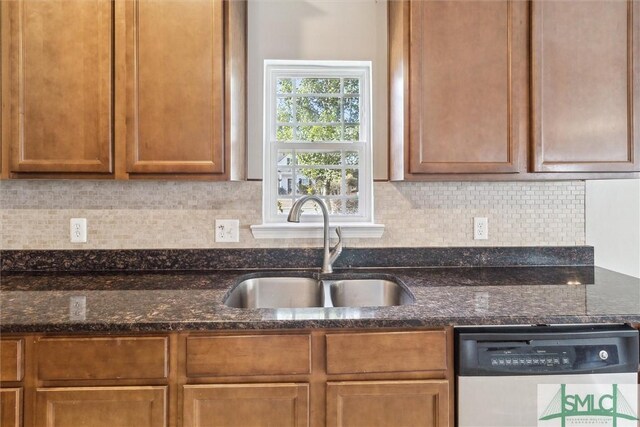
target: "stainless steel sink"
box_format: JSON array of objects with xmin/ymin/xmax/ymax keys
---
[
  {"xmin": 328, "ymin": 279, "xmax": 414, "ymax": 307},
  {"xmin": 224, "ymin": 277, "xmax": 323, "ymax": 308},
  {"xmin": 224, "ymin": 275, "xmax": 414, "ymax": 309}
]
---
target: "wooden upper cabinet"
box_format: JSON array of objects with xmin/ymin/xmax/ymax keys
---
[
  {"xmin": 532, "ymin": 0, "xmax": 639, "ymax": 172},
  {"xmin": 390, "ymin": 0, "xmax": 527, "ymax": 177},
  {"xmin": 125, "ymin": 0, "xmax": 226, "ymax": 176},
  {"xmin": 7, "ymin": 0, "xmax": 113, "ymax": 174}
]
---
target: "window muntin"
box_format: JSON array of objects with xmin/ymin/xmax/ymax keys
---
[{"xmin": 264, "ymin": 61, "xmax": 372, "ymax": 224}]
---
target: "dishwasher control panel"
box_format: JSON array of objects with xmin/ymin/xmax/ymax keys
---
[
  {"xmin": 479, "ymin": 344, "xmax": 619, "ymax": 373},
  {"xmin": 456, "ymin": 325, "xmax": 639, "ymax": 376}
]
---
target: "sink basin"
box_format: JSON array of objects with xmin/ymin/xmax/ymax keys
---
[
  {"xmin": 224, "ymin": 277, "xmax": 323, "ymax": 308},
  {"xmin": 328, "ymin": 279, "xmax": 414, "ymax": 307}
]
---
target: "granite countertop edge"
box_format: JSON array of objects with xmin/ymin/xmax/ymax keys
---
[
  {"xmin": 3, "ymin": 316, "xmax": 640, "ymax": 335},
  {"xmin": 2, "ymin": 265, "xmax": 640, "ymax": 334}
]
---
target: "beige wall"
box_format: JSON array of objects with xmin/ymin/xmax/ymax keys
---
[
  {"xmin": 247, "ymin": 0, "xmax": 389, "ymax": 180},
  {"xmin": 586, "ymin": 179, "xmax": 640, "ymax": 278},
  {"xmin": 0, "ymin": 180, "xmax": 585, "ymax": 249}
]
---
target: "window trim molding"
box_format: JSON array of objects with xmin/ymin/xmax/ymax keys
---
[
  {"xmin": 261, "ymin": 60, "xmax": 375, "ymax": 229},
  {"xmin": 250, "ymin": 223, "xmax": 385, "ymax": 239}
]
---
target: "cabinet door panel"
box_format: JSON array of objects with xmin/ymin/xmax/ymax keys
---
[
  {"xmin": 8, "ymin": 0, "xmax": 112, "ymax": 173},
  {"xmin": 408, "ymin": 0, "xmax": 523, "ymax": 174},
  {"xmin": 35, "ymin": 387, "xmax": 166, "ymax": 427},
  {"xmin": 126, "ymin": 0, "xmax": 225, "ymax": 174},
  {"xmin": 327, "ymin": 381, "xmax": 449, "ymax": 427},
  {"xmin": 0, "ymin": 388, "xmax": 21, "ymax": 427},
  {"xmin": 183, "ymin": 383, "xmax": 309, "ymax": 427},
  {"xmin": 532, "ymin": 0, "xmax": 639, "ymax": 172}
]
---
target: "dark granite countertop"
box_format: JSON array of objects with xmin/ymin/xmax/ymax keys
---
[{"xmin": 1, "ymin": 266, "xmax": 639, "ymax": 333}]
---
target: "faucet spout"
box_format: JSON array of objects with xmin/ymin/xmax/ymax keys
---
[{"xmin": 287, "ymin": 195, "xmax": 343, "ymax": 273}]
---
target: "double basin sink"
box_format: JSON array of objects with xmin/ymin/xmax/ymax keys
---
[{"xmin": 224, "ymin": 275, "xmax": 414, "ymax": 309}]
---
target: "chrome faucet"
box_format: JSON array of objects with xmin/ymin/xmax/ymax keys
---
[{"xmin": 287, "ymin": 195, "xmax": 343, "ymax": 274}]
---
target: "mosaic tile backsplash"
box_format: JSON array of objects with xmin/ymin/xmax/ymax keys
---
[{"xmin": 0, "ymin": 180, "xmax": 585, "ymax": 249}]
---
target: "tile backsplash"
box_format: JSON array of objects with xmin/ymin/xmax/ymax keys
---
[{"xmin": 0, "ymin": 180, "xmax": 585, "ymax": 249}]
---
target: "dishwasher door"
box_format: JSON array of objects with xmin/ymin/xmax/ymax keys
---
[
  {"xmin": 456, "ymin": 325, "xmax": 639, "ymax": 427},
  {"xmin": 458, "ymin": 372, "xmax": 637, "ymax": 426}
]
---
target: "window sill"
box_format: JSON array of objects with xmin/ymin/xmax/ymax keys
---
[{"xmin": 250, "ymin": 223, "xmax": 385, "ymax": 239}]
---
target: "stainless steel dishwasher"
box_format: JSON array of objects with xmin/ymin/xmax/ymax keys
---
[{"xmin": 456, "ymin": 325, "xmax": 639, "ymax": 427}]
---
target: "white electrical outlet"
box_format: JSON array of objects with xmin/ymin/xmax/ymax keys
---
[
  {"xmin": 215, "ymin": 219, "xmax": 240, "ymax": 243},
  {"xmin": 69, "ymin": 295, "xmax": 87, "ymax": 321},
  {"xmin": 70, "ymin": 218, "xmax": 87, "ymax": 243},
  {"xmin": 474, "ymin": 217, "xmax": 488, "ymax": 240}
]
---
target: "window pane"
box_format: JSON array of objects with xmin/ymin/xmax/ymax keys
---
[
  {"xmin": 293, "ymin": 198, "xmax": 324, "ymax": 215},
  {"xmin": 277, "ymin": 78, "xmax": 293, "ymax": 94},
  {"xmin": 346, "ymin": 168, "xmax": 359, "ymax": 195},
  {"xmin": 344, "ymin": 78, "xmax": 359, "ymax": 94},
  {"xmin": 344, "ymin": 125, "xmax": 360, "ymax": 141},
  {"xmin": 296, "ymin": 151, "xmax": 342, "ymax": 166},
  {"xmin": 327, "ymin": 199, "xmax": 343, "ymax": 215},
  {"xmin": 346, "ymin": 198, "xmax": 359, "ymax": 214},
  {"xmin": 296, "ymin": 168, "xmax": 342, "ymax": 196},
  {"xmin": 277, "ymin": 168, "xmax": 293, "ymax": 195},
  {"xmin": 343, "ymin": 97, "xmax": 360, "ymax": 123},
  {"xmin": 276, "ymin": 126, "xmax": 294, "ymax": 141},
  {"xmin": 297, "ymin": 125, "xmax": 341, "ymax": 142},
  {"xmin": 276, "ymin": 198, "xmax": 292, "ymax": 214},
  {"xmin": 277, "ymin": 98, "xmax": 294, "ymax": 123},
  {"xmin": 297, "ymin": 97, "xmax": 340, "ymax": 123},
  {"xmin": 345, "ymin": 151, "xmax": 359, "ymax": 166},
  {"xmin": 277, "ymin": 150, "xmax": 293, "ymax": 166},
  {"xmin": 296, "ymin": 78, "xmax": 340, "ymax": 94}
]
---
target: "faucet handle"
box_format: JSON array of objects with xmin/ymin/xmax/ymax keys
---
[
  {"xmin": 335, "ymin": 226, "xmax": 342, "ymax": 241},
  {"xmin": 329, "ymin": 226, "xmax": 343, "ymax": 267}
]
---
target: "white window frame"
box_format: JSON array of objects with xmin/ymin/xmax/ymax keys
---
[{"xmin": 252, "ymin": 60, "xmax": 383, "ymax": 239}]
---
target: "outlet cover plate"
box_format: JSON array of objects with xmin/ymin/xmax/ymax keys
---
[
  {"xmin": 70, "ymin": 218, "xmax": 87, "ymax": 243},
  {"xmin": 474, "ymin": 217, "xmax": 488, "ymax": 240},
  {"xmin": 215, "ymin": 219, "xmax": 240, "ymax": 243}
]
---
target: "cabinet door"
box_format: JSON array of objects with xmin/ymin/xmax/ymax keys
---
[
  {"xmin": 405, "ymin": 0, "xmax": 525, "ymax": 174},
  {"xmin": 183, "ymin": 383, "xmax": 309, "ymax": 427},
  {"xmin": 327, "ymin": 380, "xmax": 449, "ymax": 427},
  {"xmin": 35, "ymin": 387, "xmax": 166, "ymax": 427},
  {"xmin": 532, "ymin": 0, "xmax": 640, "ymax": 172},
  {"xmin": 7, "ymin": 0, "xmax": 113, "ymax": 173},
  {"xmin": 125, "ymin": 0, "xmax": 225, "ymax": 175},
  {"xmin": 0, "ymin": 388, "xmax": 21, "ymax": 427}
]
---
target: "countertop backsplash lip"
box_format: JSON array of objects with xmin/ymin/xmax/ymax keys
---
[{"xmin": 0, "ymin": 246, "xmax": 594, "ymax": 272}]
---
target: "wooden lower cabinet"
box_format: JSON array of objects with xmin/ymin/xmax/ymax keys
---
[
  {"xmin": 6, "ymin": 329, "xmax": 452, "ymax": 427},
  {"xmin": 326, "ymin": 380, "xmax": 449, "ymax": 427},
  {"xmin": 0, "ymin": 388, "xmax": 21, "ymax": 427},
  {"xmin": 183, "ymin": 383, "xmax": 309, "ymax": 427},
  {"xmin": 34, "ymin": 386, "xmax": 166, "ymax": 427}
]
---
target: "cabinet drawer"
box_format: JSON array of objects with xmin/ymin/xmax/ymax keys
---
[
  {"xmin": 187, "ymin": 335, "xmax": 311, "ymax": 377},
  {"xmin": 326, "ymin": 331, "xmax": 447, "ymax": 374},
  {"xmin": 0, "ymin": 339, "xmax": 23, "ymax": 382},
  {"xmin": 37, "ymin": 337, "xmax": 168, "ymax": 381}
]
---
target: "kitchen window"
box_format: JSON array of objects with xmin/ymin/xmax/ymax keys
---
[{"xmin": 252, "ymin": 61, "xmax": 383, "ymax": 239}]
